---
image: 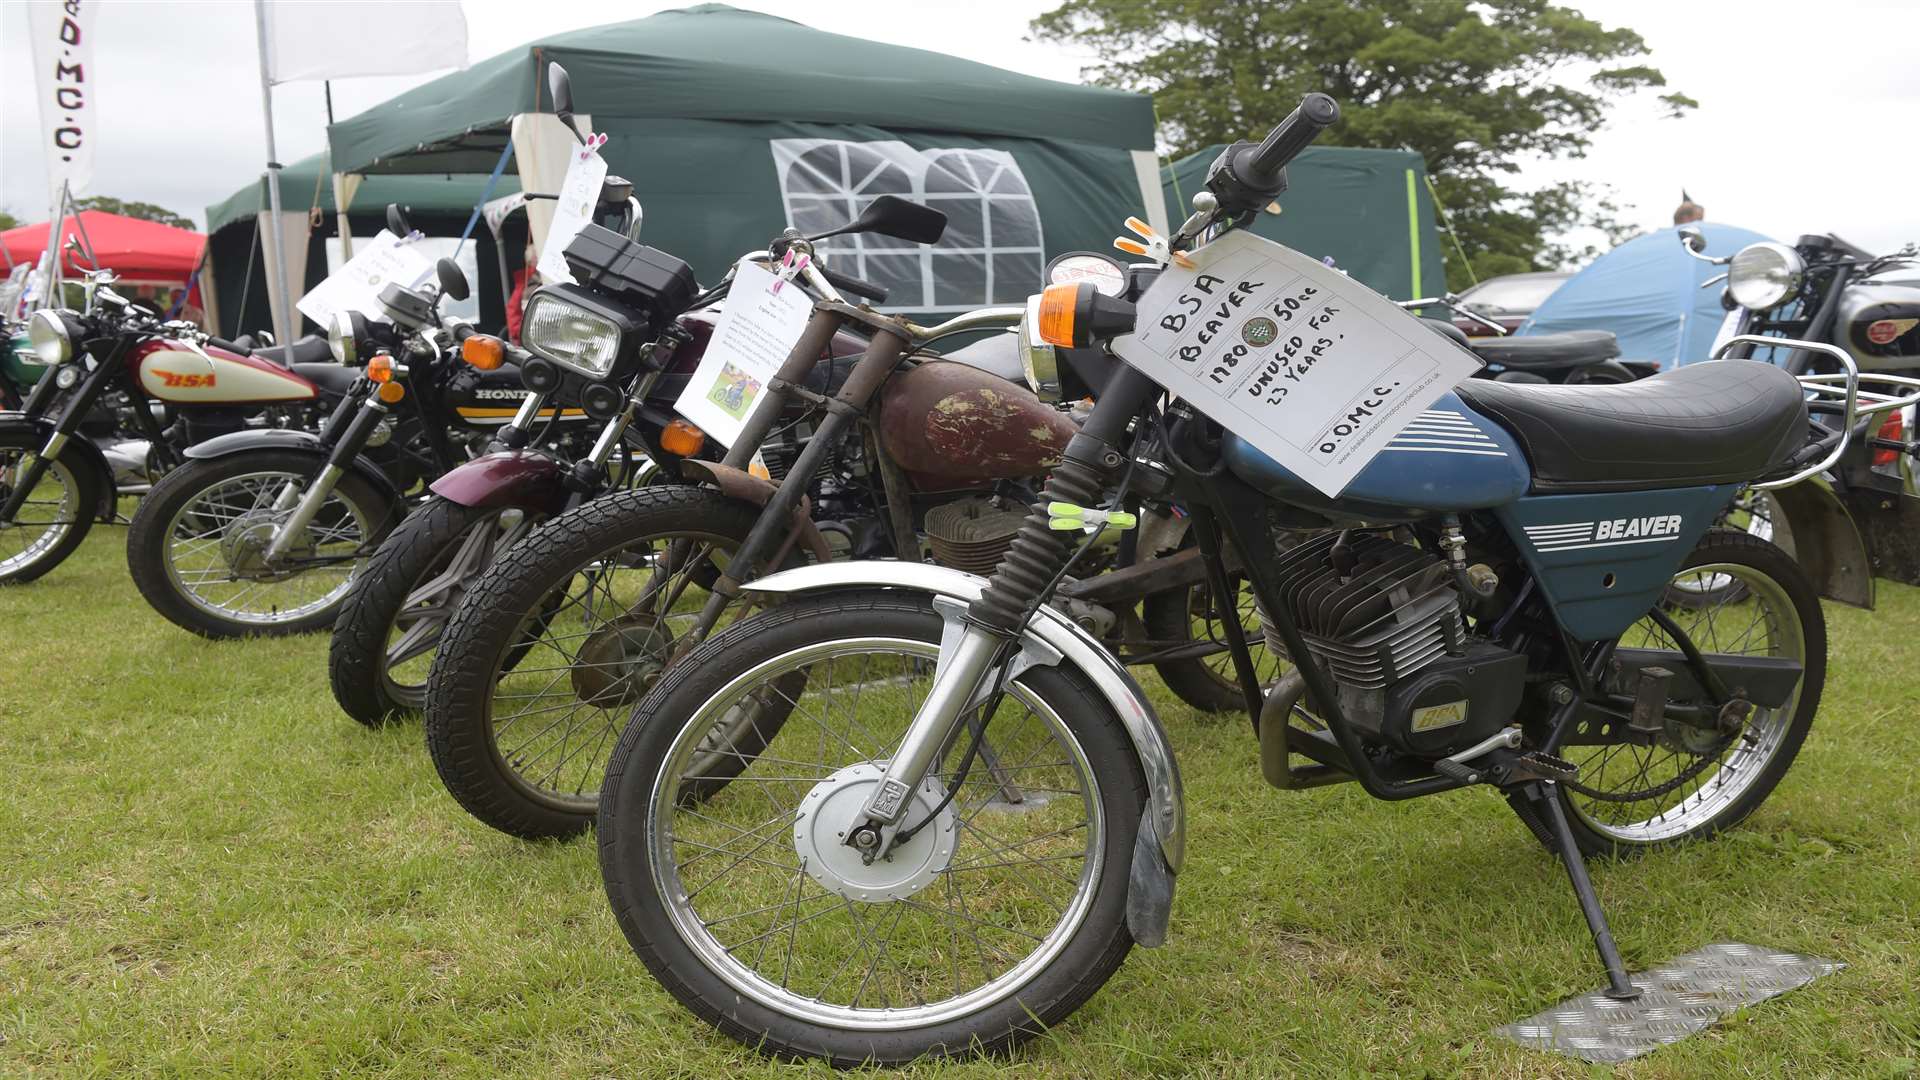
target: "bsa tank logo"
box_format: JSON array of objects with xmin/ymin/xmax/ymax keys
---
[
  {"xmin": 1866, "ymin": 318, "xmax": 1916, "ymax": 346},
  {"xmin": 1241, "ymin": 316, "xmax": 1279, "ymax": 348},
  {"xmin": 154, "ymin": 370, "xmax": 215, "ymax": 389}
]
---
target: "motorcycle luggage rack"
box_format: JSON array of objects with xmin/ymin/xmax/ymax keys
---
[{"xmin": 1713, "ymin": 335, "xmax": 1920, "ymax": 490}]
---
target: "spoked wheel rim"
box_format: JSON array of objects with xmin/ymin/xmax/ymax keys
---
[
  {"xmin": 0, "ymin": 447, "xmax": 80, "ymax": 576},
  {"xmin": 1190, "ymin": 574, "xmax": 1282, "ymax": 691},
  {"xmin": 484, "ymin": 530, "xmax": 753, "ymax": 813},
  {"xmin": 162, "ymin": 469, "xmax": 370, "ymax": 626},
  {"xmin": 381, "ymin": 509, "xmax": 528, "ymax": 708},
  {"xmin": 646, "ymin": 637, "xmax": 1105, "ymax": 1029},
  {"xmin": 1564, "ymin": 560, "xmax": 1805, "ymax": 844}
]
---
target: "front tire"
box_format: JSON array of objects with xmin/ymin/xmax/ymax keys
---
[
  {"xmin": 0, "ymin": 429, "xmax": 100, "ymax": 585},
  {"xmin": 127, "ymin": 451, "xmax": 398, "ymax": 638},
  {"xmin": 329, "ymin": 497, "xmax": 541, "ymax": 727},
  {"xmin": 599, "ymin": 591, "xmax": 1145, "ymax": 1065}
]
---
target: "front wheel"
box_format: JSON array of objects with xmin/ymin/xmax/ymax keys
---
[
  {"xmin": 599, "ymin": 590, "xmax": 1146, "ymax": 1065},
  {"xmin": 127, "ymin": 451, "xmax": 398, "ymax": 638},
  {"xmin": 0, "ymin": 429, "xmax": 101, "ymax": 585},
  {"xmin": 1551, "ymin": 529, "xmax": 1825, "ymax": 857},
  {"xmin": 329, "ymin": 497, "xmax": 542, "ymax": 727}
]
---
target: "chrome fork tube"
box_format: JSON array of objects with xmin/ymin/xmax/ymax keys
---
[
  {"xmin": 855, "ymin": 623, "xmax": 1006, "ymax": 826},
  {"xmin": 263, "ymin": 464, "xmax": 344, "ymax": 562},
  {"xmin": 585, "ymin": 371, "xmax": 659, "ymax": 469}
]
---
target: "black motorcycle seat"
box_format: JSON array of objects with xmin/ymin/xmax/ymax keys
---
[
  {"xmin": 1470, "ymin": 330, "xmax": 1619, "ymax": 370},
  {"xmin": 1454, "ymin": 360, "xmax": 1807, "ymax": 493},
  {"xmin": 252, "ymin": 335, "xmax": 333, "ymax": 367},
  {"xmin": 291, "ymin": 362, "xmax": 361, "ymax": 396}
]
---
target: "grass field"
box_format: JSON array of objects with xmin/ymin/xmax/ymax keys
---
[{"xmin": 2, "ymin": 523, "xmax": 1917, "ymax": 1078}]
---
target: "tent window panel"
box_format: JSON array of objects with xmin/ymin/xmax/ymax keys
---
[{"xmin": 771, "ymin": 139, "xmax": 1045, "ymax": 312}]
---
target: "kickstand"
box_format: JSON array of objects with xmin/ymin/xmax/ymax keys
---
[{"xmin": 1515, "ymin": 780, "xmax": 1642, "ymax": 1001}]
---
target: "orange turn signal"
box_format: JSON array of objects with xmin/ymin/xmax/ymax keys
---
[
  {"xmin": 366, "ymin": 354, "xmax": 396, "ymax": 383},
  {"xmin": 1036, "ymin": 283, "xmax": 1084, "ymax": 349},
  {"xmin": 377, "ymin": 380, "xmax": 406, "ymax": 404},
  {"xmin": 661, "ymin": 418, "xmax": 706, "ymax": 457},
  {"xmin": 462, "ymin": 335, "xmax": 505, "ymax": 370}
]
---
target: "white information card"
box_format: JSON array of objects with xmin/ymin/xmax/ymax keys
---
[
  {"xmin": 673, "ymin": 259, "xmax": 814, "ymax": 446},
  {"xmin": 535, "ymin": 145, "xmax": 609, "ymax": 286},
  {"xmin": 1113, "ymin": 230, "xmax": 1483, "ymax": 496},
  {"xmin": 296, "ymin": 229, "xmax": 433, "ymax": 329}
]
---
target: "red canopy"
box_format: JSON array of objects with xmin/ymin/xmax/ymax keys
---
[{"xmin": 0, "ymin": 210, "xmax": 206, "ymax": 282}]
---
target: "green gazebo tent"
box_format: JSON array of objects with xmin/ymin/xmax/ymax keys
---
[
  {"xmin": 202, "ymin": 153, "xmax": 521, "ymax": 338},
  {"xmin": 325, "ymin": 4, "xmax": 1164, "ymax": 316},
  {"xmin": 1162, "ymin": 145, "xmax": 1445, "ymax": 304}
]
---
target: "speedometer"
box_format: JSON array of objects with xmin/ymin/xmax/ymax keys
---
[{"xmin": 1045, "ymin": 252, "xmax": 1128, "ymax": 297}]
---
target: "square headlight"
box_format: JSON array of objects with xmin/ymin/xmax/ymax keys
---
[{"xmin": 522, "ymin": 285, "xmax": 638, "ymax": 379}]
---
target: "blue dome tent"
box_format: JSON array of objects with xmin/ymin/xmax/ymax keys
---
[{"xmin": 1519, "ymin": 223, "xmax": 1773, "ymax": 368}]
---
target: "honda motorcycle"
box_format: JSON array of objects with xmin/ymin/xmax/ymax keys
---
[
  {"xmin": 2, "ymin": 272, "xmax": 349, "ymax": 585},
  {"xmin": 593, "ymin": 94, "xmax": 1912, "ymax": 1064},
  {"xmin": 1679, "ymin": 226, "xmax": 1920, "ymax": 596},
  {"xmin": 122, "ymin": 230, "xmax": 602, "ymax": 638}
]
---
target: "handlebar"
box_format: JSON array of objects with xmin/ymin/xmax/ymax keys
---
[
  {"xmin": 819, "ymin": 265, "xmax": 888, "ymax": 304},
  {"xmin": 1245, "ymin": 93, "xmax": 1340, "ymax": 181}
]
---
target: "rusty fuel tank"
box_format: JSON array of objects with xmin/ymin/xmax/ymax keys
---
[{"xmin": 877, "ymin": 360, "xmax": 1076, "ymax": 481}]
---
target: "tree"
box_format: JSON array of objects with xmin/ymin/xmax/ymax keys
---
[
  {"xmin": 72, "ymin": 196, "xmax": 197, "ymax": 232},
  {"xmin": 0, "ymin": 210, "xmax": 18, "ymax": 231},
  {"xmin": 1032, "ymin": 0, "xmax": 1694, "ymax": 289}
]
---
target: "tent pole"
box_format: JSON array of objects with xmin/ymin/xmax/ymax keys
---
[
  {"xmin": 253, "ymin": 0, "xmax": 298, "ymax": 349},
  {"xmin": 325, "ymin": 80, "xmax": 355, "ymax": 264},
  {"xmin": 40, "ymin": 180, "xmax": 70, "ymax": 311}
]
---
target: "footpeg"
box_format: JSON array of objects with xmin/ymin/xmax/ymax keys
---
[
  {"xmin": 1510, "ymin": 751, "xmax": 1578, "ymax": 784},
  {"xmin": 1433, "ymin": 758, "xmax": 1485, "ymax": 785}
]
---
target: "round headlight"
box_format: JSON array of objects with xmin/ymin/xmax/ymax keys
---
[
  {"xmin": 328, "ymin": 311, "xmax": 359, "ymax": 366},
  {"xmin": 1019, "ymin": 293, "xmax": 1064, "ymax": 403},
  {"xmin": 1728, "ymin": 242, "xmax": 1805, "ymax": 311},
  {"xmin": 27, "ymin": 309, "xmax": 76, "ymax": 365}
]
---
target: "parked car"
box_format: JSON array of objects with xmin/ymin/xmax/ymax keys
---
[{"xmin": 1453, "ymin": 270, "xmax": 1571, "ymax": 335}]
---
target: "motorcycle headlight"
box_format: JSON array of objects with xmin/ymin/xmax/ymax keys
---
[
  {"xmin": 27, "ymin": 309, "xmax": 80, "ymax": 365},
  {"xmin": 328, "ymin": 311, "xmax": 362, "ymax": 366},
  {"xmin": 1019, "ymin": 293, "xmax": 1064, "ymax": 403},
  {"xmin": 1728, "ymin": 242, "xmax": 1805, "ymax": 311},
  {"xmin": 521, "ymin": 286, "xmax": 639, "ymax": 380}
]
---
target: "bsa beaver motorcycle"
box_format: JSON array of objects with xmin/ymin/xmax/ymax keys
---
[
  {"xmin": 123, "ymin": 229, "xmax": 598, "ymax": 638},
  {"xmin": 3, "ymin": 272, "xmax": 350, "ymax": 585},
  {"xmin": 595, "ymin": 95, "xmax": 1903, "ymax": 1064}
]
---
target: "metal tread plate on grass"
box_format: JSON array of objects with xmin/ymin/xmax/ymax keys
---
[{"xmin": 1494, "ymin": 941, "xmax": 1844, "ymax": 1063}]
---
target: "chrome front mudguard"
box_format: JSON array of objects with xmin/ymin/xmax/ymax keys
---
[{"xmin": 741, "ymin": 560, "xmax": 1186, "ymax": 946}]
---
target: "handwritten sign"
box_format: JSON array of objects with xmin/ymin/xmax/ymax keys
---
[
  {"xmin": 296, "ymin": 229, "xmax": 432, "ymax": 329},
  {"xmin": 1113, "ymin": 230, "xmax": 1482, "ymax": 496},
  {"xmin": 673, "ymin": 260, "xmax": 814, "ymax": 446},
  {"xmin": 536, "ymin": 144, "xmax": 608, "ymax": 286}
]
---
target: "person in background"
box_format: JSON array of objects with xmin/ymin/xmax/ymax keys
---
[
  {"xmin": 506, "ymin": 239, "xmax": 538, "ymax": 343},
  {"xmin": 1674, "ymin": 190, "xmax": 1705, "ymax": 225}
]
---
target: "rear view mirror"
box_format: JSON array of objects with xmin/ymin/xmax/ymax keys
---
[
  {"xmin": 805, "ymin": 194, "xmax": 947, "ymax": 246},
  {"xmin": 548, "ymin": 62, "xmax": 585, "ymax": 144},
  {"xmin": 435, "ymin": 257, "xmax": 469, "ymax": 303},
  {"xmin": 854, "ymin": 195, "xmax": 946, "ymax": 245},
  {"xmin": 386, "ymin": 203, "xmax": 413, "ymax": 237},
  {"xmin": 1679, "ymin": 225, "xmax": 1707, "ymax": 254},
  {"xmin": 600, "ymin": 175, "xmax": 634, "ymax": 206}
]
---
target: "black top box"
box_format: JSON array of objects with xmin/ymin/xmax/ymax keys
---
[{"xmin": 560, "ymin": 224, "xmax": 699, "ymax": 330}]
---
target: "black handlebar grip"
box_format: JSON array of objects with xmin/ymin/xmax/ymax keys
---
[
  {"xmin": 821, "ymin": 265, "xmax": 889, "ymax": 305},
  {"xmin": 1248, "ymin": 93, "xmax": 1341, "ymax": 179}
]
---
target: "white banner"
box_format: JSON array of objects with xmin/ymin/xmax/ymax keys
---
[
  {"xmin": 261, "ymin": 0, "xmax": 468, "ymax": 83},
  {"xmin": 1113, "ymin": 230, "xmax": 1483, "ymax": 497},
  {"xmin": 27, "ymin": 0, "xmax": 99, "ymax": 203}
]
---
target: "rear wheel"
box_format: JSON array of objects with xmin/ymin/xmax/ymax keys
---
[
  {"xmin": 0, "ymin": 430, "xmax": 99, "ymax": 585},
  {"xmin": 329, "ymin": 497, "xmax": 542, "ymax": 727},
  {"xmin": 127, "ymin": 451, "xmax": 398, "ymax": 637},
  {"xmin": 423, "ymin": 486, "xmax": 800, "ymax": 840},
  {"xmin": 598, "ymin": 591, "xmax": 1144, "ymax": 1064},
  {"xmin": 1552, "ymin": 529, "xmax": 1824, "ymax": 857}
]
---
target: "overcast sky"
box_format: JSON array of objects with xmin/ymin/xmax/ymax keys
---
[{"xmin": 4, "ymin": 0, "xmax": 1918, "ymax": 257}]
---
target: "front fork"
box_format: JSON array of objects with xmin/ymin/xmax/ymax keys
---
[
  {"xmin": 847, "ymin": 366, "xmax": 1162, "ymax": 838},
  {"xmin": 1, "ymin": 345, "xmax": 121, "ymax": 522},
  {"xmin": 262, "ymin": 394, "xmax": 392, "ymax": 563}
]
